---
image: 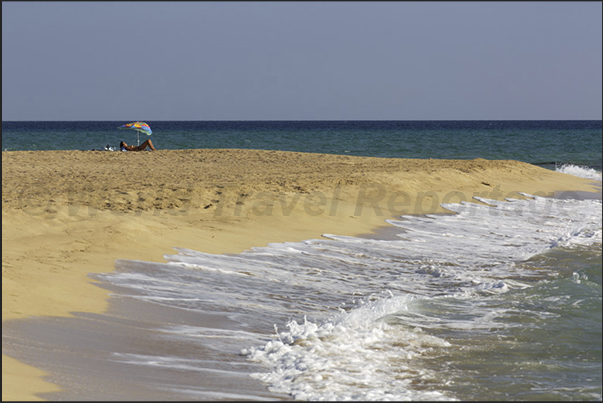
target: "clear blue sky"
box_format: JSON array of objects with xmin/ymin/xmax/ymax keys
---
[{"xmin": 2, "ymin": 1, "xmax": 601, "ymax": 121}]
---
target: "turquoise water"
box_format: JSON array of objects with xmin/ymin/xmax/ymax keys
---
[{"xmin": 2, "ymin": 120, "xmax": 602, "ymax": 400}]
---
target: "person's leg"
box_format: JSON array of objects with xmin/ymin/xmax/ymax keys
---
[{"xmin": 137, "ymin": 139, "xmax": 157, "ymax": 151}]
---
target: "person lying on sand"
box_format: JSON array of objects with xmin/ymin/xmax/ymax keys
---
[{"xmin": 120, "ymin": 140, "xmax": 157, "ymax": 151}]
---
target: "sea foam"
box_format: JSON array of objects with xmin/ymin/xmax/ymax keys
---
[{"xmin": 556, "ymin": 163, "xmax": 602, "ymax": 181}]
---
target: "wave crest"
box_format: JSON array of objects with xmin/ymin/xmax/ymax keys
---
[{"xmin": 556, "ymin": 164, "xmax": 602, "ymax": 181}]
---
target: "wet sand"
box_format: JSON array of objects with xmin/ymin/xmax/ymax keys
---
[{"xmin": 2, "ymin": 149, "xmax": 600, "ymax": 400}]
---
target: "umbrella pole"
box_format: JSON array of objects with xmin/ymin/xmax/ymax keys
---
[{"xmin": 137, "ymin": 131, "xmax": 140, "ymax": 147}]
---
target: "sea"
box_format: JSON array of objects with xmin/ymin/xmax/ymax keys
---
[{"xmin": 2, "ymin": 120, "xmax": 602, "ymax": 401}]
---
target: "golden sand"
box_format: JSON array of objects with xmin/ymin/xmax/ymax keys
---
[{"xmin": 2, "ymin": 149, "xmax": 599, "ymax": 400}]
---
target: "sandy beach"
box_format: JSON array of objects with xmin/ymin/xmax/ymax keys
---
[{"xmin": 2, "ymin": 149, "xmax": 600, "ymax": 400}]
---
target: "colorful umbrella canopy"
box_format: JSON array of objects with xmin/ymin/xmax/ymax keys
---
[{"xmin": 118, "ymin": 121, "xmax": 152, "ymax": 146}]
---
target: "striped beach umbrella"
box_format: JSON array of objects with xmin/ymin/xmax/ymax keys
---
[{"xmin": 118, "ymin": 121, "xmax": 152, "ymax": 146}]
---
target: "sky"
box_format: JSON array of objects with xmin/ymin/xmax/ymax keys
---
[{"xmin": 2, "ymin": 1, "xmax": 602, "ymax": 121}]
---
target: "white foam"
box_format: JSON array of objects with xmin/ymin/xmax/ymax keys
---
[
  {"xmin": 556, "ymin": 163, "xmax": 602, "ymax": 181},
  {"xmin": 244, "ymin": 295, "xmax": 455, "ymax": 401}
]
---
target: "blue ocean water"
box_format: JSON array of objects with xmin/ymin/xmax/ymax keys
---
[
  {"xmin": 2, "ymin": 120, "xmax": 602, "ymax": 171},
  {"xmin": 2, "ymin": 120, "xmax": 602, "ymax": 400}
]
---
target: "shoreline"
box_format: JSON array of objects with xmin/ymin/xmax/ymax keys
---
[{"xmin": 2, "ymin": 149, "xmax": 601, "ymax": 400}]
